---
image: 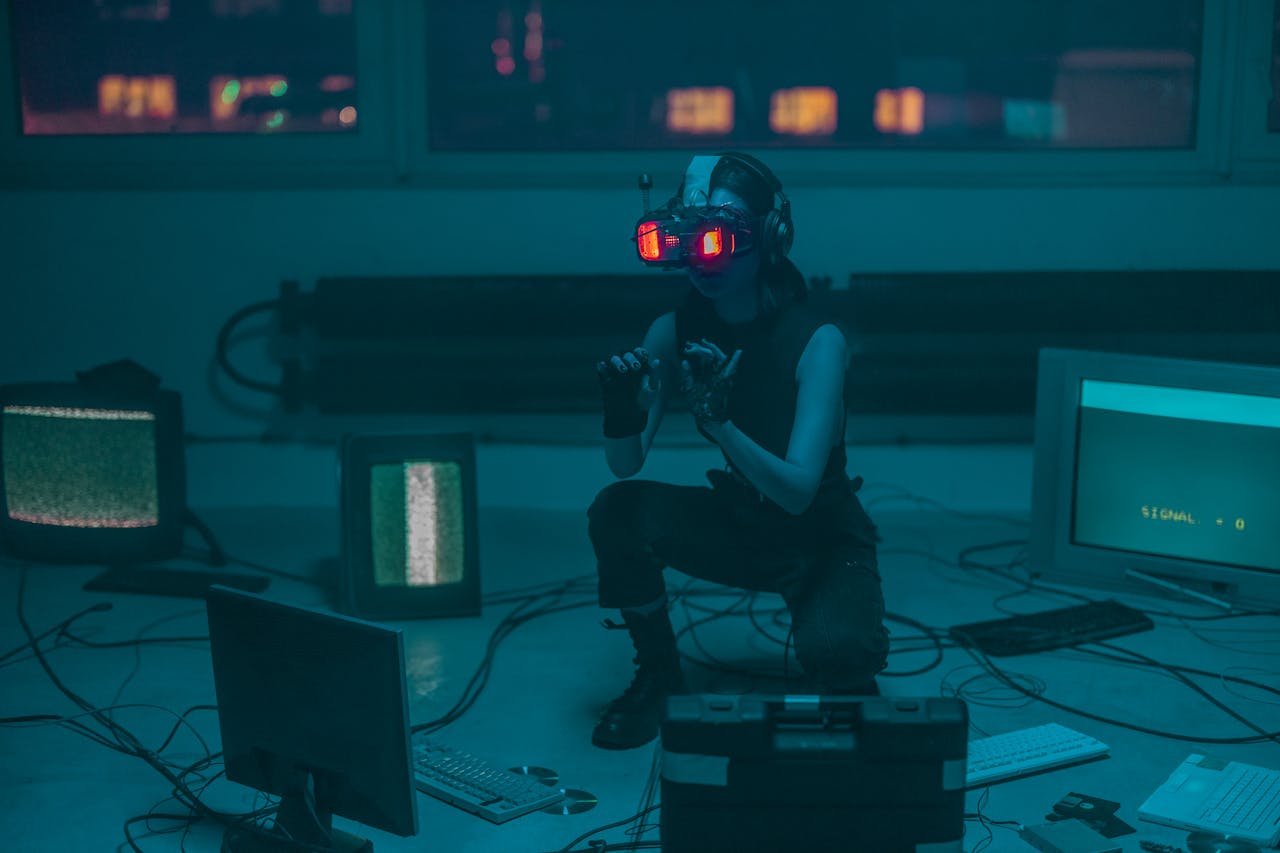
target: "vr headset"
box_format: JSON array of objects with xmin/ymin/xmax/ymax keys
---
[{"xmin": 632, "ymin": 153, "xmax": 792, "ymax": 273}]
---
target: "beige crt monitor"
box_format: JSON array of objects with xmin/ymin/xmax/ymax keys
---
[{"xmin": 1029, "ymin": 349, "xmax": 1280, "ymax": 611}]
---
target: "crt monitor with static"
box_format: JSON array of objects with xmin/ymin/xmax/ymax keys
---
[
  {"xmin": 339, "ymin": 433, "xmax": 480, "ymax": 620},
  {"xmin": 1030, "ymin": 348, "xmax": 1280, "ymax": 610},
  {"xmin": 0, "ymin": 381, "xmax": 186, "ymax": 564}
]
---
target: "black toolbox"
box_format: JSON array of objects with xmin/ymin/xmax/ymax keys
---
[{"xmin": 660, "ymin": 694, "xmax": 968, "ymax": 853}]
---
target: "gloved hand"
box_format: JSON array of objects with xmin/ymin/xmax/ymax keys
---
[
  {"xmin": 596, "ymin": 347, "xmax": 661, "ymax": 438},
  {"xmin": 680, "ymin": 338, "xmax": 741, "ymax": 430}
]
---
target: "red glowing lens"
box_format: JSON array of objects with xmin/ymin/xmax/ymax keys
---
[
  {"xmin": 637, "ymin": 222, "xmax": 661, "ymax": 261},
  {"xmin": 700, "ymin": 227, "xmax": 724, "ymax": 258}
]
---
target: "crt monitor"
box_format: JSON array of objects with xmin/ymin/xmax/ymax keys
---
[
  {"xmin": 0, "ymin": 381, "xmax": 186, "ymax": 563},
  {"xmin": 1030, "ymin": 348, "xmax": 1280, "ymax": 610},
  {"xmin": 206, "ymin": 585, "xmax": 419, "ymax": 851},
  {"xmin": 339, "ymin": 433, "xmax": 480, "ymax": 620}
]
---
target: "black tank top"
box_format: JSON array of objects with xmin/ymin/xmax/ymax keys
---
[{"xmin": 674, "ymin": 288, "xmax": 849, "ymax": 491}]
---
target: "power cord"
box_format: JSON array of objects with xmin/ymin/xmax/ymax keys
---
[
  {"xmin": 184, "ymin": 509, "xmax": 227, "ymax": 567},
  {"xmin": 411, "ymin": 576, "xmax": 599, "ymax": 735},
  {"xmin": 955, "ymin": 642, "xmax": 1280, "ymax": 746},
  {"xmin": 215, "ymin": 298, "xmax": 285, "ymax": 395},
  {"xmin": 0, "ymin": 600, "xmax": 112, "ymax": 665},
  {"xmin": 9, "ymin": 565, "xmax": 346, "ymax": 852},
  {"xmin": 545, "ymin": 803, "xmax": 662, "ymax": 853}
]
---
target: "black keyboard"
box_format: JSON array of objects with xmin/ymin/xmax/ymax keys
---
[{"xmin": 949, "ymin": 599, "xmax": 1154, "ymax": 656}]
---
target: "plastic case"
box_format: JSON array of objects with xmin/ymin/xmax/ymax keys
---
[{"xmin": 660, "ymin": 694, "xmax": 967, "ymax": 853}]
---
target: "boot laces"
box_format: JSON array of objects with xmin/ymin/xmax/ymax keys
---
[
  {"xmin": 612, "ymin": 656, "xmax": 663, "ymax": 709},
  {"xmin": 601, "ymin": 617, "xmax": 679, "ymax": 710}
]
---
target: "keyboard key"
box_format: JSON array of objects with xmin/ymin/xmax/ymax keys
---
[
  {"xmin": 966, "ymin": 723, "xmax": 1109, "ymax": 787},
  {"xmin": 411, "ymin": 735, "xmax": 566, "ymax": 824}
]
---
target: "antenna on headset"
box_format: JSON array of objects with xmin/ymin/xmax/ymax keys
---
[{"xmin": 638, "ymin": 173, "xmax": 652, "ymax": 213}]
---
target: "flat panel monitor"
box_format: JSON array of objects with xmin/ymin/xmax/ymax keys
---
[{"xmin": 206, "ymin": 585, "xmax": 419, "ymax": 851}]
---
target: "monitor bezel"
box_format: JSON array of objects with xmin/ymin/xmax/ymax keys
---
[
  {"xmin": 0, "ymin": 381, "xmax": 187, "ymax": 563},
  {"xmin": 339, "ymin": 432, "xmax": 481, "ymax": 619},
  {"xmin": 1030, "ymin": 348, "xmax": 1280, "ymax": 610},
  {"xmin": 205, "ymin": 584, "xmax": 420, "ymax": 839}
]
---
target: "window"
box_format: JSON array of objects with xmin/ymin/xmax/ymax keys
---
[
  {"xmin": 1, "ymin": 1, "xmax": 1249, "ymax": 187},
  {"xmin": 1228, "ymin": 0, "xmax": 1280, "ymax": 166},
  {"xmin": 11, "ymin": 0, "xmax": 358, "ymax": 135},
  {"xmin": 425, "ymin": 0, "xmax": 1204, "ymax": 151},
  {"xmin": 1271, "ymin": 0, "xmax": 1280, "ymax": 133}
]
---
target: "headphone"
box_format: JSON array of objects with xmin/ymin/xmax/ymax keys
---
[
  {"xmin": 716, "ymin": 151, "xmax": 794, "ymax": 267},
  {"xmin": 676, "ymin": 151, "xmax": 795, "ymax": 267}
]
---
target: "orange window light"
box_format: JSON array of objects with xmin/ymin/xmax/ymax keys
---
[
  {"xmin": 97, "ymin": 75, "xmax": 176, "ymax": 119},
  {"xmin": 769, "ymin": 86, "xmax": 838, "ymax": 136},
  {"xmin": 666, "ymin": 87, "xmax": 734, "ymax": 135},
  {"xmin": 874, "ymin": 87, "xmax": 925, "ymax": 135}
]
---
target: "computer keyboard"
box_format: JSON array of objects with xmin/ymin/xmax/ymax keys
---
[
  {"xmin": 1198, "ymin": 766, "xmax": 1280, "ymax": 833},
  {"xmin": 411, "ymin": 735, "xmax": 565, "ymax": 823},
  {"xmin": 966, "ymin": 723, "xmax": 1110, "ymax": 787},
  {"xmin": 949, "ymin": 599, "xmax": 1154, "ymax": 656}
]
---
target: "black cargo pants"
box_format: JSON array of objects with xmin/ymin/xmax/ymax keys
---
[{"xmin": 588, "ymin": 470, "xmax": 889, "ymax": 693}]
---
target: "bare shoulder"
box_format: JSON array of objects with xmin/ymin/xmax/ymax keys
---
[
  {"xmin": 797, "ymin": 323, "xmax": 848, "ymax": 380},
  {"xmin": 642, "ymin": 311, "xmax": 678, "ymax": 357}
]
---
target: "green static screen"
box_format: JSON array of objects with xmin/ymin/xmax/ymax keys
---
[
  {"xmin": 2, "ymin": 405, "xmax": 159, "ymax": 528},
  {"xmin": 369, "ymin": 459, "xmax": 466, "ymax": 587}
]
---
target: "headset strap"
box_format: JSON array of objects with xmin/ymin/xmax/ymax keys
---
[{"xmin": 681, "ymin": 155, "xmax": 720, "ymax": 207}]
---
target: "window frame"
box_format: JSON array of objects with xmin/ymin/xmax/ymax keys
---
[
  {"xmin": 1230, "ymin": 0, "xmax": 1280, "ymax": 171},
  {"xmin": 0, "ymin": 0, "xmax": 1263, "ymax": 190},
  {"xmin": 404, "ymin": 0, "xmax": 1235, "ymax": 189},
  {"xmin": 0, "ymin": 1, "xmax": 403, "ymax": 189}
]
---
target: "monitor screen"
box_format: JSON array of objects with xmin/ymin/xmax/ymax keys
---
[
  {"xmin": 9, "ymin": 0, "xmax": 359, "ymax": 136},
  {"xmin": 1071, "ymin": 379, "xmax": 1280, "ymax": 575},
  {"xmin": 339, "ymin": 433, "xmax": 480, "ymax": 619},
  {"xmin": 0, "ymin": 381, "xmax": 186, "ymax": 564},
  {"xmin": 370, "ymin": 459, "xmax": 467, "ymax": 588},
  {"xmin": 206, "ymin": 585, "xmax": 418, "ymax": 844},
  {"xmin": 2, "ymin": 404, "xmax": 159, "ymax": 529}
]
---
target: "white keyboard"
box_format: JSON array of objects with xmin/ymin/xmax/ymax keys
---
[
  {"xmin": 1198, "ymin": 766, "xmax": 1280, "ymax": 833},
  {"xmin": 966, "ymin": 723, "xmax": 1110, "ymax": 787},
  {"xmin": 411, "ymin": 736, "xmax": 565, "ymax": 823}
]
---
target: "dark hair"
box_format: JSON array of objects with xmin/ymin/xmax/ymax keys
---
[{"xmin": 708, "ymin": 156, "xmax": 807, "ymax": 306}]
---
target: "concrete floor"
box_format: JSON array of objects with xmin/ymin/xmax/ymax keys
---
[{"xmin": 2, "ymin": 502, "xmax": 1277, "ymax": 852}]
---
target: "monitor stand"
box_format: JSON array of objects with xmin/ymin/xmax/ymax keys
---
[{"xmin": 221, "ymin": 771, "xmax": 373, "ymax": 852}]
